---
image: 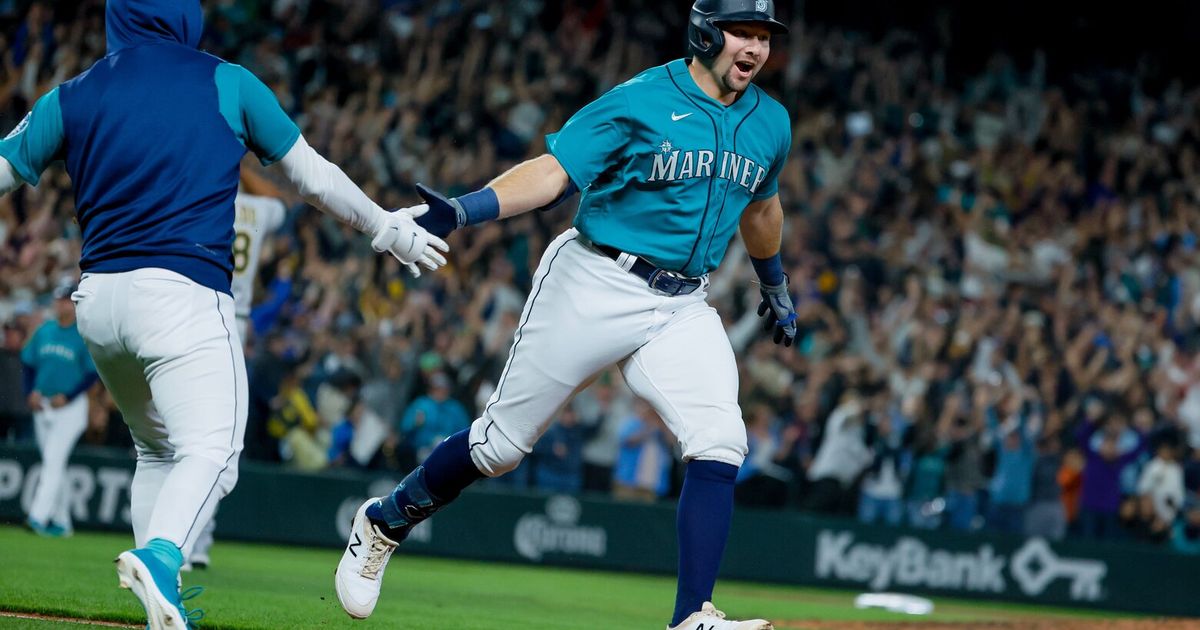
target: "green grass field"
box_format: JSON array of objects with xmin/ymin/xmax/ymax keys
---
[{"xmin": 0, "ymin": 524, "xmax": 1120, "ymax": 629}]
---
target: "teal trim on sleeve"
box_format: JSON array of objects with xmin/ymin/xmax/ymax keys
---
[
  {"xmin": 0, "ymin": 88, "xmax": 65, "ymax": 186},
  {"xmin": 215, "ymin": 63, "xmax": 246, "ymax": 148},
  {"xmin": 237, "ymin": 66, "xmax": 300, "ymax": 166}
]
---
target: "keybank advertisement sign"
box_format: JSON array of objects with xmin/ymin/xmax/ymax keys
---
[{"xmin": 814, "ymin": 530, "xmax": 1106, "ymax": 601}]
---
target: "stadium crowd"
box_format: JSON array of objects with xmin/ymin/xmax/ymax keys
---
[{"xmin": 2, "ymin": 0, "xmax": 1200, "ymax": 553}]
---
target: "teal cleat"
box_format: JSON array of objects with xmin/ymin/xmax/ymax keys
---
[
  {"xmin": 43, "ymin": 522, "xmax": 72, "ymax": 538},
  {"xmin": 25, "ymin": 517, "xmax": 48, "ymax": 535},
  {"xmin": 115, "ymin": 548, "xmax": 205, "ymax": 629}
]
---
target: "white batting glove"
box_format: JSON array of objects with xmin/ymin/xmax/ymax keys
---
[{"xmin": 370, "ymin": 204, "xmax": 450, "ymax": 277}]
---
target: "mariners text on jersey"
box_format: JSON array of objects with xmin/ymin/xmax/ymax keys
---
[
  {"xmin": 547, "ymin": 58, "xmax": 791, "ymax": 278},
  {"xmin": 647, "ymin": 144, "xmax": 770, "ymax": 194}
]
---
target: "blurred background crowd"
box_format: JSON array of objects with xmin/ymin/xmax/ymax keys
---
[{"xmin": 2, "ymin": 0, "xmax": 1200, "ymax": 553}]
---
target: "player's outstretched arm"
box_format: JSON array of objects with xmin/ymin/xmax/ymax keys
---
[
  {"xmin": 740, "ymin": 194, "xmax": 797, "ymax": 347},
  {"xmin": 487, "ymin": 153, "xmax": 575, "ymax": 218},
  {"xmin": 411, "ymin": 154, "xmax": 577, "ymax": 238},
  {"xmin": 227, "ymin": 62, "xmax": 446, "ymax": 276},
  {"xmin": 272, "ymin": 135, "xmax": 448, "ymax": 276}
]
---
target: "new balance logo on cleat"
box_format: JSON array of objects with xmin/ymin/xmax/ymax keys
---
[{"xmin": 348, "ymin": 532, "xmax": 362, "ymax": 558}]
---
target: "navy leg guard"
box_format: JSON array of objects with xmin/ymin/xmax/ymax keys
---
[{"xmin": 365, "ymin": 467, "xmax": 442, "ymax": 542}]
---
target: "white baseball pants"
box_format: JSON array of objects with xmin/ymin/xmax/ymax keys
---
[
  {"xmin": 186, "ymin": 317, "xmax": 248, "ymax": 563},
  {"xmin": 73, "ymin": 268, "xmax": 247, "ymax": 554},
  {"xmin": 468, "ymin": 228, "xmax": 747, "ymax": 477},
  {"xmin": 27, "ymin": 395, "xmax": 88, "ymax": 528}
]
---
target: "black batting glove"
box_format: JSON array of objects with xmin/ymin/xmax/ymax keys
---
[{"xmin": 757, "ymin": 276, "xmax": 798, "ymax": 347}]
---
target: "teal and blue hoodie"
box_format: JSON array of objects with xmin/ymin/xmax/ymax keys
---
[{"xmin": 0, "ymin": 0, "xmax": 300, "ymax": 294}]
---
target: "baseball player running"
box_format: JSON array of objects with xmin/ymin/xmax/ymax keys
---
[
  {"xmin": 0, "ymin": 1, "xmax": 447, "ymax": 627},
  {"xmin": 336, "ymin": 2, "xmax": 793, "ymax": 628},
  {"xmin": 21, "ymin": 284, "xmax": 98, "ymax": 538}
]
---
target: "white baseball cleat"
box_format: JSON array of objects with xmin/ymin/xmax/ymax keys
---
[
  {"xmin": 667, "ymin": 602, "xmax": 773, "ymax": 630},
  {"xmin": 335, "ymin": 498, "xmax": 398, "ymax": 619}
]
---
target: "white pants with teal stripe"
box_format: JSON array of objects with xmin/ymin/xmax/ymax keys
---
[
  {"xmin": 468, "ymin": 228, "xmax": 747, "ymax": 477},
  {"xmin": 74, "ymin": 267, "xmax": 246, "ymax": 557}
]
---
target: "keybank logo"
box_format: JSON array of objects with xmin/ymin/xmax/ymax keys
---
[
  {"xmin": 514, "ymin": 495, "xmax": 607, "ymax": 562},
  {"xmin": 815, "ymin": 530, "xmax": 1106, "ymax": 601}
]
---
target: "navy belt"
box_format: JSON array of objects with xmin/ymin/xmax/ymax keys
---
[{"xmin": 587, "ymin": 241, "xmax": 704, "ymax": 297}]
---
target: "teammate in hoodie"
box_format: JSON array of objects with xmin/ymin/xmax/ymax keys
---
[{"xmin": 0, "ymin": 1, "xmax": 448, "ymax": 627}]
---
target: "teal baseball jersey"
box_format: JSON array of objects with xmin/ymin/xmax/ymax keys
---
[
  {"xmin": 547, "ymin": 58, "xmax": 791, "ymax": 277},
  {"xmin": 21, "ymin": 320, "xmax": 95, "ymax": 397}
]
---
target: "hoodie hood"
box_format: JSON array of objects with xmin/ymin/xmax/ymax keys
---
[{"xmin": 106, "ymin": 0, "xmax": 203, "ymax": 54}]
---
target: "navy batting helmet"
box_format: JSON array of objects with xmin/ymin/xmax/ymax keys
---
[{"xmin": 688, "ymin": 0, "xmax": 789, "ymax": 60}]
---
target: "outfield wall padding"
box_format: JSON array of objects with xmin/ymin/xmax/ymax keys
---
[{"xmin": 0, "ymin": 444, "xmax": 1195, "ymax": 616}]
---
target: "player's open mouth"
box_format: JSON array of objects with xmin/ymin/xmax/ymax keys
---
[{"xmin": 734, "ymin": 60, "xmax": 755, "ymax": 78}]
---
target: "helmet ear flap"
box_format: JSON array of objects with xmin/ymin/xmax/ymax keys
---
[{"xmin": 687, "ymin": 17, "xmax": 724, "ymax": 60}]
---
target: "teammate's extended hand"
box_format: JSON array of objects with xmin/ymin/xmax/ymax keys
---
[
  {"xmin": 413, "ymin": 183, "xmax": 466, "ymax": 238},
  {"xmin": 757, "ymin": 277, "xmax": 798, "ymax": 347},
  {"xmin": 371, "ymin": 205, "xmax": 450, "ymax": 278}
]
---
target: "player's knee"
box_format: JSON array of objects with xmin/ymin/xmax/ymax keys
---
[
  {"xmin": 204, "ymin": 452, "xmax": 240, "ymax": 501},
  {"xmin": 136, "ymin": 450, "xmax": 174, "ymax": 464},
  {"xmin": 680, "ymin": 411, "xmax": 747, "ymax": 468},
  {"xmin": 467, "ymin": 427, "xmax": 527, "ymax": 477},
  {"xmin": 217, "ymin": 459, "xmax": 240, "ymax": 492},
  {"xmin": 176, "ymin": 442, "xmax": 240, "ymax": 475}
]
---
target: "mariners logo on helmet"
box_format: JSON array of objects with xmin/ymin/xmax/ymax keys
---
[{"xmin": 688, "ymin": 0, "xmax": 789, "ymax": 60}]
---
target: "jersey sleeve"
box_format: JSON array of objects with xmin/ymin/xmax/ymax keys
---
[
  {"xmin": 0, "ymin": 88, "xmax": 65, "ymax": 187},
  {"xmin": 216, "ymin": 64, "xmax": 301, "ymax": 166},
  {"xmin": 545, "ymin": 86, "xmax": 630, "ymax": 190},
  {"xmin": 751, "ymin": 104, "xmax": 792, "ymax": 202}
]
